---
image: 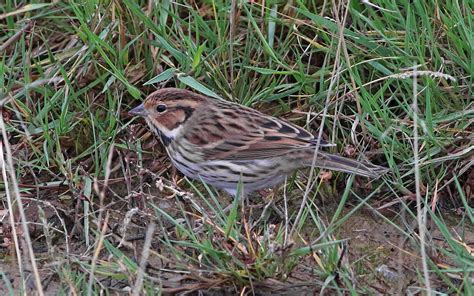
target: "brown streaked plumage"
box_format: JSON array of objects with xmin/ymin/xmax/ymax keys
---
[{"xmin": 129, "ymin": 88, "xmax": 388, "ymax": 196}]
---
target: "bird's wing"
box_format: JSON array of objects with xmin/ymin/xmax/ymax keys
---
[{"xmin": 183, "ymin": 103, "xmax": 333, "ymax": 161}]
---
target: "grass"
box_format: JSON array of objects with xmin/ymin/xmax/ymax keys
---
[{"xmin": 1, "ymin": 0, "xmax": 473, "ymax": 294}]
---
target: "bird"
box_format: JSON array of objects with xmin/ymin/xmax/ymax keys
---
[{"xmin": 129, "ymin": 88, "xmax": 388, "ymax": 196}]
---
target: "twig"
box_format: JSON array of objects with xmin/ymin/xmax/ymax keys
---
[
  {"xmin": 0, "ymin": 99, "xmax": 44, "ymax": 295},
  {"xmin": 289, "ymin": 0, "xmax": 349, "ymax": 238},
  {"xmin": 0, "ymin": 135, "xmax": 25, "ymax": 287},
  {"xmin": 0, "ymin": 21, "xmax": 33, "ymax": 52},
  {"xmin": 132, "ymin": 222, "xmax": 156, "ymax": 296},
  {"xmin": 412, "ymin": 66, "xmax": 432, "ymax": 293},
  {"xmin": 86, "ymin": 212, "xmax": 110, "ymax": 296}
]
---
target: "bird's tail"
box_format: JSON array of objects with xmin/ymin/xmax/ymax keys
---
[{"xmin": 303, "ymin": 151, "xmax": 389, "ymax": 178}]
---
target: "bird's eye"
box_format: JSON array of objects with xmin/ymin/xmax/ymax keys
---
[{"xmin": 156, "ymin": 104, "xmax": 167, "ymax": 113}]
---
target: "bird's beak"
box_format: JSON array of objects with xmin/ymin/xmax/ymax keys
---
[{"xmin": 129, "ymin": 104, "xmax": 147, "ymax": 117}]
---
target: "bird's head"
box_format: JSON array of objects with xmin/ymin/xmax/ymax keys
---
[{"xmin": 129, "ymin": 88, "xmax": 208, "ymax": 139}]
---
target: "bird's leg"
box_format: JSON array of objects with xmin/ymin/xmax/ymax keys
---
[
  {"xmin": 220, "ymin": 190, "xmax": 245, "ymax": 214},
  {"xmin": 170, "ymin": 166, "xmax": 179, "ymax": 187},
  {"xmin": 251, "ymin": 188, "xmax": 277, "ymax": 227}
]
